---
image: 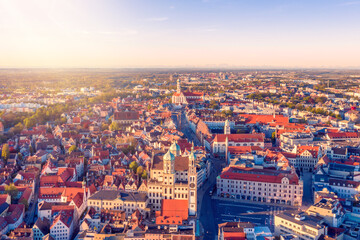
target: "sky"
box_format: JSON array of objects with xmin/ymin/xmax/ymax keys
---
[{"xmin": 1, "ymin": 0, "xmax": 360, "ymax": 68}]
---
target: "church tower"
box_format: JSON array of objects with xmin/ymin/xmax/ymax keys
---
[
  {"xmin": 224, "ymin": 119, "xmax": 231, "ymax": 135},
  {"xmin": 225, "ymin": 136, "xmax": 229, "ymax": 164},
  {"xmin": 169, "ymin": 141, "xmax": 181, "ymax": 156},
  {"xmin": 177, "ymin": 79, "xmax": 181, "ymax": 94},
  {"xmin": 188, "ymin": 143, "xmax": 197, "ymax": 216},
  {"xmin": 163, "ymin": 150, "xmax": 175, "ymax": 199}
]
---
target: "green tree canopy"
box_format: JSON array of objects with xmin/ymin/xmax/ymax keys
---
[
  {"xmin": 5, "ymin": 183, "xmax": 18, "ymax": 201},
  {"xmin": 141, "ymin": 170, "xmax": 148, "ymax": 179},
  {"xmin": 110, "ymin": 121, "xmax": 120, "ymax": 131},
  {"xmin": 136, "ymin": 166, "xmax": 144, "ymax": 176},
  {"xmin": 129, "ymin": 161, "xmax": 138, "ymax": 173},
  {"xmin": 69, "ymin": 145, "xmax": 77, "ymax": 154},
  {"xmin": 2, "ymin": 143, "xmax": 10, "ymax": 161}
]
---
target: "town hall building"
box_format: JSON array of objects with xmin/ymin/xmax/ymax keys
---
[{"xmin": 148, "ymin": 141, "xmax": 198, "ymax": 216}]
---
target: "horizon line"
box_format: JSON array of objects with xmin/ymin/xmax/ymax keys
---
[{"xmin": 1, "ymin": 66, "xmax": 360, "ymax": 71}]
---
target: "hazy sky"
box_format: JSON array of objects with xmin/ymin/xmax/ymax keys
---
[{"xmin": 1, "ymin": 0, "xmax": 360, "ymax": 68}]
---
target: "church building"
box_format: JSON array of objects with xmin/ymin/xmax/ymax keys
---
[{"xmin": 172, "ymin": 79, "xmax": 204, "ymax": 105}]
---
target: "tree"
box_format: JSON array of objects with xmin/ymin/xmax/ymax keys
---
[
  {"xmin": 23, "ymin": 118, "xmax": 34, "ymax": 129},
  {"xmin": 17, "ymin": 152, "xmax": 23, "ymax": 161},
  {"xmin": 29, "ymin": 145, "xmax": 34, "ymax": 156},
  {"xmin": 69, "ymin": 145, "xmax": 77, "ymax": 154},
  {"xmin": 141, "ymin": 170, "xmax": 148, "ymax": 179},
  {"xmin": 136, "ymin": 166, "xmax": 144, "ymax": 176},
  {"xmin": 129, "ymin": 161, "xmax": 138, "ymax": 173},
  {"xmin": 9, "ymin": 122, "xmax": 24, "ymax": 135},
  {"xmin": 122, "ymin": 145, "xmax": 135, "ymax": 155},
  {"xmin": 2, "ymin": 143, "xmax": 10, "ymax": 161},
  {"xmin": 271, "ymin": 132, "xmax": 276, "ymax": 144},
  {"xmin": 109, "ymin": 121, "xmax": 120, "ymax": 131},
  {"xmin": 5, "ymin": 183, "xmax": 18, "ymax": 201}
]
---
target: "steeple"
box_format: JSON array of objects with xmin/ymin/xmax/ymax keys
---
[
  {"xmin": 224, "ymin": 119, "xmax": 231, "ymax": 135},
  {"xmin": 169, "ymin": 140, "xmax": 181, "ymax": 156},
  {"xmin": 163, "ymin": 150, "xmax": 175, "ymax": 174},
  {"xmin": 177, "ymin": 79, "xmax": 181, "ymax": 94},
  {"xmin": 189, "ymin": 142, "xmax": 196, "ymax": 167},
  {"xmin": 225, "ymin": 136, "xmax": 229, "ymax": 163},
  {"xmin": 82, "ymin": 177, "xmax": 86, "ymax": 189}
]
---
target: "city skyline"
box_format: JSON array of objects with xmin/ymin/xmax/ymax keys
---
[{"xmin": 1, "ymin": 0, "xmax": 360, "ymax": 68}]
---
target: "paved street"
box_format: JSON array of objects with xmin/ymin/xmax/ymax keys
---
[
  {"xmin": 197, "ymin": 156, "xmax": 225, "ymax": 240},
  {"xmin": 25, "ymin": 175, "xmax": 39, "ymax": 225},
  {"xmin": 200, "ymin": 197, "xmax": 295, "ymax": 240},
  {"xmin": 172, "ymin": 109, "xmax": 201, "ymax": 146},
  {"xmin": 301, "ymin": 172, "xmax": 313, "ymax": 208}
]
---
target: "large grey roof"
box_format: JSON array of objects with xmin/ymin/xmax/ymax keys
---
[
  {"xmin": 89, "ymin": 190, "xmax": 119, "ymax": 200},
  {"xmin": 89, "ymin": 190, "xmax": 147, "ymax": 202},
  {"xmin": 120, "ymin": 191, "xmax": 147, "ymax": 202}
]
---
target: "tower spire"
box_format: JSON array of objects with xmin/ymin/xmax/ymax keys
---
[
  {"xmin": 224, "ymin": 119, "xmax": 231, "ymax": 134},
  {"xmin": 177, "ymin": 79, "xmax": 181, "ymax": 94}
]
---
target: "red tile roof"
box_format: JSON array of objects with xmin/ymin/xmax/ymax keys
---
[
  {"xmin": 214, "ymin": 133, "xmax": 264, "ymax": 143},
  {"xmin": 228, "ymin": 146, "xmax": 263, "ymax": 154},
  {"xmin": 161, "ymin": 199, "xmax": 188, "ymax": 220},
  {"xmin": 327, "ymin": 132, "xmax": 360, "ymax": 139},
  {"xmin": 240, "ymin": 114, "xmax": 289, "ymax": 125},
  {"xmin": 224, "ymin": 232, "xmax": 246, "ymax": 240},
  {"xmin": 297, "ymin": 146, "xmax": 320, "ymax": 158},
  {"xmin": 220, "ymin": 166, "xmax": 299, "ymax": 185},
  {"xmin": 114, "ymin": 111, "xmax": 139, "ymax": 121}
]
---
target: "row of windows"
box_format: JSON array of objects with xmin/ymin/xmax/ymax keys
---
[
  {"xmin": 221, "ymin": 189, "xmax": 297, "ymax": 198},
  {"xmin": 219, "ymin": 180, "xmax": 300, "ymax": 188},
  {"xmin": 220, "ymin": 185, "xmax": 298, "ymax": 192},
  {"xmin": 89, "ymin": 201, "xmax": 143, "ymax": 208}
]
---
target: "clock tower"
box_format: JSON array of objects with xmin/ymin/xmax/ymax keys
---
[{"xmin": 188, "ymin": 143, "xmax": 197, "ymax": 216}]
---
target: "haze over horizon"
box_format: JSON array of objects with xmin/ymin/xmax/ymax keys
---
[{"xmin": 1, "ymin": 0, "xmax": 360, "ymax": 68}]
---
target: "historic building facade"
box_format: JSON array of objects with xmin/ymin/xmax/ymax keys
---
[{"xmin": 148, "ymin": 141, "xmax": 197, "ymax": 216}]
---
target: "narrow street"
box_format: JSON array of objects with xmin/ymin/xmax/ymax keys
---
[
  {"xmin": 301, "ymin": 172, "xmax": 314, "ymax": 208},
  {"xmin": 173, "ymin": 108, "xmax": 225, "ymax": 239},
  {"xmin": 172, "ymin": 109, "xmax": 201, "ymax": 146},
  {"xmin": 25, "ymin": 175, "xmax": 39, "ymax": 225},
  {"xmin": 197, "ymin": 158, "xmax": 223, "ymax": 240}
]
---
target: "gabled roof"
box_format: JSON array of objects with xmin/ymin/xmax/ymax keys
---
[{"xmin": 34, "ymin": 217, "xmax": 50, "ymax": 235}]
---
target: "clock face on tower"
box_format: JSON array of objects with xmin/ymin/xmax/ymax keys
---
[{"xmin": 190, "ymin": 183, "xmax": 195, "ymax": 189}]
